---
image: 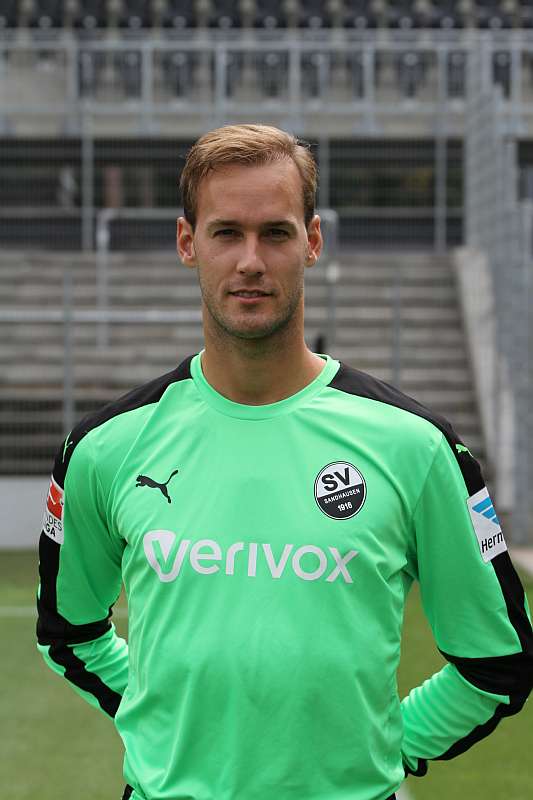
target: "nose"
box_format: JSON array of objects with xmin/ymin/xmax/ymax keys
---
[{"xmin": 236, "ymin": 235, "xmax": 266, "ymax": 276}]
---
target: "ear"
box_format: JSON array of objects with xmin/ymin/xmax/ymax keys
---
[
  {"xmin": 305, "ymin": 214, "xmax": 323, "ymax": 268},
  {"xmin": 177, "ymin": 217, "xmax": 197, "ymax": 268}
]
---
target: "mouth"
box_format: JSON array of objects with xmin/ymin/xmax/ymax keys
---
[{"xmin": 230, "ymin": 291, "xmax": 271, "ymax": 303}]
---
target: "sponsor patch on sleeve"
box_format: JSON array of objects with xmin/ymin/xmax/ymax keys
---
[
  {"xmin": 467, "ymin": 487, "xmax": 507, "ymax": 563},
  {"xmin": 42, "ymin": 476, "xmax": 64, "ymax": 544}
]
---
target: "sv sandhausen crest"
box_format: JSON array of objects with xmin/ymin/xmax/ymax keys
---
[{"xmin": 314, "ymin": 461, "xmax": 366, "ymax": 520}]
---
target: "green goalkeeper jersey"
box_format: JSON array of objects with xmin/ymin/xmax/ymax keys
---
[{"xmin": 37, "ymin": 351, "xmax": 533, "ymax": 800}]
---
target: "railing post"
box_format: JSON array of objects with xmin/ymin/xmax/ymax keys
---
[
  {"xmin": 81, "ymin": 108, "xmax": 94, "ymax": 252},
  {"xmin": 288, "ymin": 39, "xmax": 301, "ymax": 128},
  {"xmin": 434, "ymin": 46, "xmax": 447, "ymax": 255},
  {"xmin": 62, "ymin": 266, "xmax": 75, "ymax": 437},
  {"xmin": 318, "ymin": 137, "xmax": 330, "ymax": 210},
  {"xmin": 142, "ymin": 39, "xmax": 155, "ymax": 132},
  {"xmin": 96, "ymin": 209, "xmax": 112, "ymax": 349},
  {"xmin": 213, "ymin": 44, "xmax": 227, "ymax": 126},
  {"xmin": 391, "ymin": 259, "xmax": 402, "ymax": 390}
]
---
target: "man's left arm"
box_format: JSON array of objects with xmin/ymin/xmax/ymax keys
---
[{"xmin": 401, "ymin": 434, "xmax": 533, "ymax": 777}]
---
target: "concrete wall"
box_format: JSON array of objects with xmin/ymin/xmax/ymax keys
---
[
  {"xmin": 453, "ymin": 247, "xmax": 515, "ymax": 511},
  {"xmin": 0, "ymin": 478, "xmax": 48, "ymax": 549}
]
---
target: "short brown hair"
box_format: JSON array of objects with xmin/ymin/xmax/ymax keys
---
[{"xmin": 180, "ymin": 123, "xmax": 318, "ymax": 230}]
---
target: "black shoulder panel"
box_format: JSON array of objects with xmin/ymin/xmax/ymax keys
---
[
  {"xmin": 53, "ymin": 354, "xmax": 195, "ymax": 488},
  {"xmin": 328, "ymin": 361, "xmax": 484, "ymax": 495}
]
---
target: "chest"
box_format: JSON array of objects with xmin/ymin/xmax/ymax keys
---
[{"xmin": 108, "ymin": 414, "xmax": 414, "ymax": 589}]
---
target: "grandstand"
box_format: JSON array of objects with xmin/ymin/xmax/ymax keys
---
[{"xmin": 0, "ymin": 1, "xmax": 532, "ymax": 543}]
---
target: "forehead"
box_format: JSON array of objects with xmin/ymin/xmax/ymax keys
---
[{"xmin": 195, "ymin": 159, "xmax": 305, "ymax": 227}]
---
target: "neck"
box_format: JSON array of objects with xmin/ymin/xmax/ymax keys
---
[{"xmin": 200, "ymin": 331, "xmax": 326, "ymax": 406}]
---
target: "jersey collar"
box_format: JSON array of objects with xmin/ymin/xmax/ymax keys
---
[{"xmin": 190, "ymin": 350, "xmax": 340, "ymax": 419}]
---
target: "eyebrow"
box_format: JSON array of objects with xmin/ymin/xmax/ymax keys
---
[{"xmin": 206, "ymin": 219, "xmax": 297, "ymax": 233}]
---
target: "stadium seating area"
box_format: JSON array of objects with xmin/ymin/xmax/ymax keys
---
[
  {"xmin": 1, "ymin": 2, "xmax": 528, "ymax": 105},
  {"xmin": 2, "ymin": 1, "xmax": 533, "ymax": 33},
  {"xmin": 0, "ymin": 249, "xmax": 486, "ymax": 475}
]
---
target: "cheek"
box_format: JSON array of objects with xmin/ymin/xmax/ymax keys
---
[{"xmin": 197, "ymin": 260, "xmax": 228, "ymax": 297}]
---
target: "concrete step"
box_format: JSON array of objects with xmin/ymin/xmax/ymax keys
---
[
  {"xmin": 0, "ymin": 278, "xmax": 456, "ymax": 303},
  {"xmin": 0, "ymin": 304, "xmax": 464, "ymax": 325},
  {"xmin": 0, "ymin": 263, "xmax": 456, "ymax": 289},
  {"xmin": 0, "ymin": 283, "xmax": 459, "ymax": 306},
  {"xmin": 335, "ymin": 326, "xmax": 467, "ymax": 346},
  {"xmin": 0, "ymin": 249, "xmax": 488, "ymax": 475},
  {"xmin": 0, "ymin": 362, "xmax": 478, "ymax": 392},
  {"xmin": 0, "ymin": 321, "xmax": 468, "ymax": 348},
  {"xmin": 0, "ymin": 341, "xmax": 471, "ymax": 368}
]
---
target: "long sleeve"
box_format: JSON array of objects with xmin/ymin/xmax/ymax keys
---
[
  {"xmin": 36, "ymin": 431, "xmax": 129, "ymax": 718},
  {"xmin": 400, "ymin": 436, "xmax": 533, "ymax": 776}
]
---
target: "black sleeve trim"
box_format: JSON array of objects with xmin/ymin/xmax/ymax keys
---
[
  {"xmin": 439, "ymin": 649, "xmax": 533, "ymax": 698},
  {"xmin": 37, "ymin": 598, "xmax": 112, "ymax": 646},
  {"xmin": 37, "ymin": 530, "xmax": 113, "ymax": 645},
  {"xmin": 36, "ymin": 527, "xmax": 121, "ymax": 715},
  {"xmin": 48, "ymin": 641, "xmax": 122, "ymax": 717},
  {"xmin": 491, "ymin": 552, "xmax": 533, "ymax": 655},
  {"xmin": 435, "ymin": 698, "xmax": 524, "ymax": 761},
  {"xmin": 403, "ymin": 758, "xmax": 428, "ymax": 778}
]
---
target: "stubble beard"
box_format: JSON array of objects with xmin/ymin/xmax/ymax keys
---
[{"xmin": 198, "ymin": 269, "xmax": 305, "ymax": 346}]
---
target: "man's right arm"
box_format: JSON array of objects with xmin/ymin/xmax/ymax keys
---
[{"xmin": 36, "ymin": 432, "xmax": 128, "ymax": 719}]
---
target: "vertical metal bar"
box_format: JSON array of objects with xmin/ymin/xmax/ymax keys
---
[
  {"xmin": 326, "ymin": 259, "xmax": 339, "ymax": 354},
  {"xmin": 322, "ymin": 210, "xmax": 339, "ymax": 353},
  {"xmin": 62, "ymin": 266, "xmax": 75, "ymax": 437},
  {"xmin": 434, "ymin": 140, "xmax": 447, "ymax": 253},
  {"xmin": 391, "ymin": 258, "xmax": 402, "ymax": 389},
  {"xmin": 81, "ymin": 109, "xmax": 94, "ymax": 252},
  {"xmin": 0, "ymin": 41, "xmax": 7, "ymax": 134},
  {"xmin": 288, "ymin": 39, "xmax": 301, "ymax": 128},
  {"xmin": 363, "ymin": 43, "xmax": 376, "ymax": 131},
  {"xmin": 142, "ymin": 39, "xmax": 154, "ymax": 131},
  {"xmin": 480, "ymin": 33, "xmax": 492, "ymax": 95},
  {"xmin": 434, "ymin": 47, "xmax": 447, "ymax": 254},
  {"xmin": 318, "ymin": 137, "xmax": 330, "ymax": 210},
  {"xmin": 214, "ymin": 45, "xmax": 227, "ymax": 126},
  {"xmin": 65, "ymin": 37, "xmax": 78, "ymax": 124},
  {"xmin": 510, "ymin": 41, "xmax": 521, "ymax": 132},
  {"xmin": 96, "ymin": 210, "xmax": 111, "ymax": 349}
]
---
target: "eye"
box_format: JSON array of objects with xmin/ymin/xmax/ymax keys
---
[
  {"xmin": 214, "ymin": 229, "xmax": 238, "ymax": 237},
  {"xmin": 268, "ymin": 228, "xmax": 289, "ymax": 239}
]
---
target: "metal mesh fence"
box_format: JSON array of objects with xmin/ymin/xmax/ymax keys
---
[
  {"xmin": 464, "ymin": 40, "xmax": 532, "ymax": 542},
  {"xmin": 0, "ymin": 137, "xmax": 461, "ymax": 252}
]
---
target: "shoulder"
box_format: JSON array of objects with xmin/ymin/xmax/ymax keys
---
[
  {"xmin": 327, "ymin": 360, "xmax": 455, "ymax": 440},
  {"xmin": 326, "ymin": 360, "xmax": 484, "ymax": 494},
  {"xmin": 54, "ymin": 355, "xmax": 195, "ymax": 486}
]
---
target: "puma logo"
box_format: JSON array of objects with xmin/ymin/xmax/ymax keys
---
[{"xmin": 136, "ymin": 469, "xmax": 179, "ymax": 504}]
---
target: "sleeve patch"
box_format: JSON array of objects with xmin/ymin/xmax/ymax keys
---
[
  {"xmin": 467, "ymin": 487, "xmax": 507, "ymax": 563},
  {"xmin": 43, "ymin": 476, "xmax": 64, "ymax": 545}
]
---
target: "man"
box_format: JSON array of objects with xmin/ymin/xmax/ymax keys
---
[{"xmin": 37, "ymin": 124, "xmax": 533, "ymax": 800}]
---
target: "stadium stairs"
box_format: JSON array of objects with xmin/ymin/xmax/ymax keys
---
[{"xmin": 1, "ymin": 249, "xmax": 487, "ymax": 477}]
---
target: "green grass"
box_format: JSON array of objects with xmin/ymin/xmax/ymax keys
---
[
  {"xmin": 1, "ymin": 551, "xmax": 531, "ymax": 799},
  {"xmin": 399, "ymin": 573, "xmax": 533, "ymax": 800},
  {"xmin": 0, "ymin": 551, "xmax": 126, "ymax": 799}
]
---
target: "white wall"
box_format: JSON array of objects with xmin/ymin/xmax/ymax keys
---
[{"xmin": 0, "ymin": 478, "xmax": 49, "ymax": 549}]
